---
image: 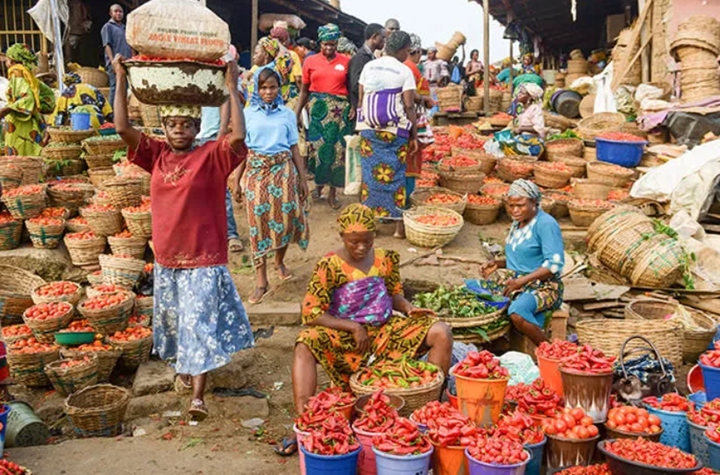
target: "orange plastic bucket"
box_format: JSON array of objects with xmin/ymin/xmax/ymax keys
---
[
  {"xmin": 453, "ymin": 372, "xmax": 508, "ymax": 428},
  {"xmin": 536, "ymin": 350, "xmax": 564, "ymax": 397},
  {"xmin": 336, "ymin": 402, "xmax": 354, "ymax": 422},
  {"xmin": 430, "ymin": 440, "xmax": 468, "ymax": 475}
]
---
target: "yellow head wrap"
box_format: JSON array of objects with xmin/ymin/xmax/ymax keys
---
[{"xmin": 337, "ymin": 204, "xmax": 377, "ymax": 234}]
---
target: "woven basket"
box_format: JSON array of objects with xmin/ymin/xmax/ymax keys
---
[
  {"xmin": 541, "ymin": 198, "xmax": 556, "ymax": 214},
  {"xmin": 78, "ymin": 291, "xmax": 133, "ymax": 336},
  {"xmin": 0, "ymin": 165, "xmax": 23, "ymax": 190},
  {"xmin": 0, "ymin": 157, "xmax": 43, "ymax": 185},
  {"xmin": 104, "ymin": 178, "xmax": 143, "ymax": 209},
  {"xmin": 65, "ymin": 218, "xmax": 91, "ymax": 234},
  {"xmin": 45, "ymin": 353, "xmax": 99, "ymax": 397},
  {"xmin": 480, "ymin": 183, "xmax": 511, "ymax": 200},
  {"xmin": 488, "ymin": 89, "xmax": 503, "ymax": 112},
  {"xmin": 22, "ymin": 302, "xmax": 74, "ymax": 343},
  {"xmin": 546, "ymin": 138, "xmax": 583, "ymax": 159},
  {"xmin": 135, "ymin": 296, "xmax": 154, "ymax": 322},
  {"xmin": 2, "ymin": 325, "xmax": 33, "ymax": 345},
  {"xmin": 47, "ymin": 128, "xmax": 97, "ymax": 144},
  {"xmin": 0, "ymin": 265, "xmax": 46, "ymax": 326},
  {"xmin": 572, "ymin": 179, "xmax": 612, "ymax": 200},
  {"xmin": 25, "ymin": 219, "xmax": 66, "ymax": 250},
  {"xmin": 76, "ymin": 67, "xmax": 109, "ymax": 87},
  {"xmin": 99, "ymin": 255, "xmax": 145, "ymax": 289},
  {"xmin": 0, "ymin": 219, "xmax": 23, "ymax": 251},
  {"xmin": 88, "ymin": 168, "xmax": 116, "ymax": 190},
  {"xmin": 534, "ymin": 163, "xmax": 573, "ymax": 189},
  {"xmin": 82, "ymin": 138, "xmax": 126, "ymax": 156},
  {"xmin": 404, "ymin": 206, "xmax": 464, "ymax": 248},
  {"xmin": 31, "ymin": 282, "xmax": 83, "ymax": 306},
  {"xmin": 64, "ymin": 235, "xmax": 107, "ymax": 268},
  {"xmin": 629, "ymin": 237, "xmax": 686, "ymax": 288},
  {"xmin": 438, "ymin": 171, "xmax": 485, "ymax": 195},
  {"xmin": 60, "ymin": 347, "xmax": 121, "ymax": 383},
  {"xmin": 48, "ymin": 183, "xmax": 95, "ymax": 214},
  {"xmin": 439, "ymin": 156, "xmax": 485, "ymax": 174},
  {"xmin": 548, "ymin": 154, "xmax": 587, "ymax": 178},
  {"xmin": 410, "ymin": 187, "xmax": 467, "ymax": 214},
  {"xmin": 453, "ymin": 323, "xmax": 511, "ymax": 344},
  {"xmin": 576, "ymin": 319, "xmax": 684, "ymax": 370},
  {"xmin": 625, "ymin": 299, "xmax": 678, "ymax": 321},
  {"xmin": 350, "ymin": 369, "xmax": 444, "ymax": 417},
  {"xmin": 568, "ymin": 200, "xmax": 614, "ymax": 227},
  {"xmin": 42, "ymin": 145, "xmax": 83, "ymax": 161},
  {"xmin": 436, "ymin": 86, "xmax": 463, "ymax": 112},
  {"xmin": 121, "ymin": 208, "xmax": 152, "ymax": 239},
  {"xmin": 591, "ymin": 222, "xmax": 657, "ymax": 275},
  {"xmin": 437, "ymin": 307, "xmax": 506, "ymax": 329},
  {"xmin": 464, "ymin": 200, "xmax": 502, "ymax": 225},
  {"xmin": 80, "ymin": 207, "xmax": 123, "ymax": 237},
  {"xmin": 84, "ymin": 153, "xmax": 115, "ymax": 170},
  {"xmin": 2, "ymin": 187, "xmax": 47, "ymax": 219},
  {"xmin": 110, "ymin": 335, "xmax": 153, "ymax": 369},
  {"xmin": 450, "ymin": 149, "xmax": 497, "ymax": 176},
  {"xmin": 567, "ymin": 59, "xmax": 589, "ymax": 74},
  {"xmin": 587, "ymin": 207, "xmax": 649, "ymax": 250},
  {"xmin": 7, "ymin": 346, "xmax": 60, "ymax": 387},
  {"xmin": 586, "ymin": 162, "xmax": 634, "ymax": 187},
  {"xmin": 497, "ymin": 159, "xmax": 534, "ymax": 183},
  {"xmin": 578, "ymin": 113, "xmax": 625, "ymax": 141},
  {"xmin": 64, "ymin": 384, "xmax": 131, "ymax": 437},
  {"xmin": 465, "ymin": 96, "xmax": 483, "ymax": 112},
  {"xmin": 545, "ymin": 192, "xmax": 572, "ymax": 218},
  {"xmin": 683, "ymin": 310, "xmax": 717, "ymax": 363},
  {"xmin": 86, "ymin": 286, "xmax": 132, "ymax": 300},
  {"xmin": 108, "ymin": 236, "xmax": 147, "ymax": 260}
]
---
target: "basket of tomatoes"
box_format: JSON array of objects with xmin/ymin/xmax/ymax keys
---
[
  {"xmin": 7, "ymin": 338, "xmax": 61, "ymax": 387},
  {"xmin": 568, "ymin": 199, "xmax": 615, "ymax": 228},
  {"xmin": 534, "ymin": 162, "xmax": 574, "ymax": 189},
  {"xmin": 108, "ymin": 326, "xmax": 153, "ymax": 368},
  {"xmin": 65, "ymin": 216, "xmax": 91, "ymax": 234},
  {"xmin": 108, "ymin": 230, "xmax": 147, "ymax": 260},
  {"xmin": 497, "ymin": 159, "xmax": 535, "ymax": 183},
  {"xmin": 121, "ymin": 201, "xmax": 152, "ymax": 240},
  {"xmin": 0, "ymin": 163, "xmax": 23, "ymax": 191},
  {"xmin": 2, "ymin": 324, "xmax": 33, "ymax": 345},
  {"xmin": 404, "ymin": 206, "xmax": 464, "ymax": 248},
  {"xmin": 464, "ymin": 195, "xmax": 502, "ymax": 225},
  {"xmin": 437, "ymin": 155, "xmax": 483, "ymax": 174},
  {"xmin": 25, "ymin": 217, "xmax": 66, "ymax": 250},
  {"xmin": 542, "ymin": 407, "xmax": 601, "ymax": 470},
  {"xmin": 410, "ymin": 187, "xmax": 468, "ymax": 214},
  {"xmin": 64, "ymin": 231, "xmax": 108, "ymax": 269},
  {"xmin": 103, "ymin": 177, "xmax": 143, "ymax": 209},
  {"xmin": 86, "ymin": 283, "xmax": 131, "ymax": 300},
  {"xmin": 44, "ymin": 353, "xmax": 99, "ymax": 397},
  {"xmin": 99, "ymin": 254, "xmax": 146, "ymax": 289},
  {"xmin": 80, "ymin": 204, "xmax": 123, "ymax": 237},
  {"xmin": 31, "ymin": 281, "xmax": 83, "ymax": 306},
  {"xmin": 448, "ymin": 150, "xmax": 496, "ymax": 176},
  {"xmin": 606, "ymin": 405, "xmax": 664, "ymax": 442},
  {"xmin": 438, "ymin": 169, "xmax": 486, "ymax": 195},
  {"xmin": 0, "ymin": 212, "xmax": 23, "ymax": 251},
  {"xmin": 47, "ymin": 183, "xmax": 95, "ymax": 214},
  {"xmin": 1, "ymin": 185, "xmax": 47, "ymax": 220},
  {"xmin": 78, "ymin": 291, "xmax": 134, "ymax": 335},
  {"xmin": 87, "ymin": 270, "xmax": 104, "ymax": 286},
  {"xmin": 22, "ymin": 301, "xmax": 74, "ymax": 344},
  {"xmin": 61, "ymin": 340, "xmax": 122, "ymax": 383}
]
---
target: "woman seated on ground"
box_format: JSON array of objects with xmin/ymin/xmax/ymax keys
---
[
  {"xmin": 283, "ymin": 204, "xmax": 453, "ymax": 454},
  {"xmin": 501, "ymin": 83, "xmax": 546, "ymax": 157},
  {"xmin": 480, "ymin": 180, "xmax": 564, "ymax": 346},
  {"xmin": 50, "ymin": 72, "xmax": 113, "ymax": 128}
]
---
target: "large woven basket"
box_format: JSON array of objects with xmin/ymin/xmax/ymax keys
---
[
  {"xmin": 48, "ymin": 183, "xmax": 95, "ymax": 214},
  {"xmin": 80, "ymin": 207, "xmax": 123, "ymax": 237},
  {"xmin": 25, "ymin": 218, "xmax": 66, "ymax": 249},
  {"xmin": 0, "ymin": 157, "xmax": 43, "ymax": 185},
  {"xmin": 568, "ymin": 200, "xmax": 614, "ymax": 227},
  {"xmin": 546, "ymin": 139, "xmax": 584, "ymax": 160},
  {"xmin": 572, "ymin": 179, "xmax": 612, "ymax": 200},
  {"xmin": 436, "ymin": 86, "xmax": 463, "ymax": 112},
  {"xmin": 625, "ymin": 299, "xmax": 678, "ymax": 321},
  {"xmin": 548, "ymin": 154, "xmax": 587, "ymax": 178},
  {"xmin": 534, "ymin": 163, "xmax": 573, "ymax": 189},
  {"xmin": 42, "ymin": 145, "xmax": 83, "ymax": 161},
  {"xmin": 0, "ymin": 219, "xmax": 23, "ymax": 251},
  {"xmin": 2, "ymin": 186, "xmax": 47, "ymax": 219},
  {"xmin": 121, "ymin": 208, "xmax": 152, "ymax": 239},
  {"xmin": 404, "ymin": 206, "xmax": 464, "ymax": 248},
  {"xmin": 44, "ymin": 353, "xmax": 99, "ymax": 397},
  {"xmin": 481, "ymin": 183, "xmax": 511, "ymax": 200},
  {"xmin": 449, "ymin": 149, "xmax": 497, "ymax": 176},
  {"xmin": 576, "ymin": 319, "xmax": 684, "ymax": 370},
  {"xmin": 349, "ymin": 369, "xmax": 444, "ymax": 417},
  {"xmin": 0, "ymin": 164, "xmax": 23, "ymax": 190},
  {"xmin": 22, "ymin": 302, "xmax": 74, "ymax": 343},
  {"xmin": 88, "ymin": 168, "xmax": 116, "ymax": 190},
  {"xmin": 82, "ymin": 138, "xmax": 126, "ymax": 156},
  {"xmin": 110, "ymin": 335, "xmax": 153, "ymax": 369},
  {"xmin": 31, "ymin": 282, "xmax": 83, "ymax": 306},
  {"xmin": 409, "ymin": 187, "xmax": 468, "ymax": 214},
  {"xmin": 587, "ymin": 207, "xmax": 650, "ymax": 251},
  {"xmin": 497, "ymin": 159, "xmax": 534, "ymax": 183},
  {"xmin": 464, "ymin": 200, "xmax": 502, "ymax": 225},
  {"xmin": 578, "ymin": 113, "xmax": 625, "ymax": 141},
  {"xmin": 44, "ymin": 157, "xmax": 86, "ymax": 178},
  {"xmin": 104, "ymin": 178, "xmax": 143, "ymax": 209},
  {"xmin": 682, "ymin": 309, "xmax": 717, "ymax": 363},
  {"xmin": 47, "ymin": 128, "xmax": 97, "ymax": 144},
  {"xmin": 108, "ymin": 236, "xmax": 147, "ymax": 260},
  {"xmin": 64, "ymin": 384, "xmax": 131, "ymax": 438},
  {"xmin": 61, "ymin": 347, "xmax": 121, "ymax": 383},
  {"xmin": 84, "ymin": 153, "xmax": 115, "ymax": 170},
  {"xmin": 438, "ymin": 156, "xmax": 485, "ymax": 174},
  {"xmin": 586, "ymin": 162, "xmax": 634, "ymax": 187},
  {"xmin": 78, "ymin": 291, "xmax": 133, "ymax": 335},
  {"xmin": 465, "ymin": 95, "xmax": 483, "ymax": 112},
  {"xmin": 0, "ymin": 265, "xmax": 46, "ymax": 326},
  {"xmin": 8, "ymin": 346, "xmax": 60, "ymax": 387},
  {"xmin": 64, "ymin": 235, "xmax": 107, "ymax": 268},
  {"xmin": 76, "ymin": 67, "xmax": 109, "ymax": 87},
  {"xmin": 437, "ymin": 307, "xmax": 506, "ymax": 329},
  {"xmin": 65, "ymin": 218, "xmax": 91, "ymax": 234},
  {"xmin": 99, "ymin": 255, "xmax": 145, "ymax": 289},
  {"xmin": 629, "ymin": 237, "xmax": 686, "ymax": 288},
  {"xmin": 438, "ymin": 170, "xmax": 485, "ymax": 195},
  {"xmin": 135, "ymin": 296, "xmax": 154, "ymax": 323},
  {"xmin": 590, "ymin": 222, "xmax": 657, "ymax": 275},
  {"xmin": 2, "ymin": 324, "xmax": 33, "ymax": 346}
]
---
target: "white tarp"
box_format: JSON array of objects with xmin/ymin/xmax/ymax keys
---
[{"xmin": 28, "ymin": 0, "xmax": 68, "ymax": 43}]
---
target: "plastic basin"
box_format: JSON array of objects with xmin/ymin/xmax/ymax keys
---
[
  {"xmin": 447, "ymin": 388, "xmax": 458, "ymax": 410},
  {"xmin": 71, "ymin": 112, "xmax": 92, "ymax": 131},
  {"xmin": 353, "ymin": 424, "xmax": 383, "ymax": 475},
  {"xmin": 596, "ymin": 137, "xmax": 648, "ymax": 168},
  {"xmin": 408, "ymin": 415, "xmax": 428, "ymax": 434},
  {"xmin": 300, "ymin": 445, "xmax": 362, "ymax": 475},
  {"xmin": 465, "ymin": 447, "xmax": 530, "ymax": 475},
  {"xmin": 535, "ymin": 351, "xmax": 563, "ymax": 397},
  {"xmin": 645, "ymin": 405, "xmax": 690, "ymax": 452},
  {"xmin": 688, "ymin": 365, "xmax": 705, "ymax": 394},
  {"xmin": 372, "ymin": 446, "xmax": 433, "ymax": 475},
  {"xmin": 54, "ymin": 332, "xmax": 96, "ymax": 346},
  {"xmin": 708, "ymin": 435, "xmax": 720, "ymax": 471},
  {"xmin": 689, "ymin": 391, "xmax": 707, "ymax": 409},
  {"xmin": 524, "ymin": 437, "xmax": 546, "ymax": 475},
  {"xmin": 688, "ymin": 418, "xmax": 711, "ymax": 468},
  {"xmin": 700, "ymin": 363, "xmax": 720, "ymax": 401},
  {"xmin": 598, "ymin": 439, "xmax": 703, "ymax": 475}
]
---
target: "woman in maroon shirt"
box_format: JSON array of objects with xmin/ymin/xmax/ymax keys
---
[{"xmin": 112, "ymin": 54, "xmax": 254, "ymax": 421}]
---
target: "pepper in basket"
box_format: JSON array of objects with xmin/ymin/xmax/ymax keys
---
[{"xmin": 112, "ymin": 54, "xmax": 255, "ymax": 421}]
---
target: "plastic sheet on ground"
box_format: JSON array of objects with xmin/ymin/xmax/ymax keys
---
[
  {"xmin": 665, "ymin": 111, "xmax": 720, "ymax": 148},
  {"xmin": 498, "ymin": 351, "xmax": 540, "ymax": 386}
]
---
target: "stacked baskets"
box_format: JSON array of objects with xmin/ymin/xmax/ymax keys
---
[
  {"xmin": 437, "ymin": 157, "xmax": 486, "ymax": 195},
  {"xmin": 464, "ymin": 196, "xmax": 502, "ymax": 225},
  {"xmin": 567, "ymin": 199, "xmax": 615, "ymax": 227},
  {"xmin": 0, "ymin": 265, "xmax": 46, "ymax": 325},
  {"xmin": 612, "ymin": 28, "xmax": 642, "ymax": 87},
  {"xmin": 409, "ymin": 187, "xmax": 468, "ymax": 214},
  {"xmin": 577, "ymin": 113, "xmax": 625, "ymax": 141},
  {"xmin": 670, "ymin": 16, "xmax": 720, "ymax": 103},
  {"xmin": 436, "ymin": 85, "xmax": 463, "ymax": 112},
  {"xmin": 42, "ymin": 128, "xmax": 94, "ymax": 178},
  {"xmin": 586, "ymin": 162, "xmax": 634, "ymax": 187},
  {"xmin": 0, "ymin": 156, "xmax": 43, "ymax": 185}
]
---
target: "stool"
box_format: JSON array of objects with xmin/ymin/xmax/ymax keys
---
[{"xmin": 509, "ymin": 308, "xmax": 570, "ymax": 359}]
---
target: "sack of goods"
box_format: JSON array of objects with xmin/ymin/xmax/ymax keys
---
[{"xmin": 124, "ymin": 0, "xmax": 231, "ymax": 107}]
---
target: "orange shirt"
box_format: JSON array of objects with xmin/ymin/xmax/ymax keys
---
[{"xmin": 302, "ymin": 53, "xmax": 350, "ymax": 97}]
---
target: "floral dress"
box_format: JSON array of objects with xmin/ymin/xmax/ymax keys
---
[{"xmin": 3, "ymin": 66, "xmax": 46, "ymax": 156}]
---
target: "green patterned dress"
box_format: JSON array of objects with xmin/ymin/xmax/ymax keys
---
[{"xmin": 306, "ymin": 93, "xmax": 353, "ymax": 188}]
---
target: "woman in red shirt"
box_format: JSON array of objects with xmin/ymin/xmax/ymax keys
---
[
  {"xmin": 112, "ymin": 54, "xmax": 254, "ymax": 421},
  {"xmin": 295, "ymin": 24, "xmax": 354, "ymax": 210}
]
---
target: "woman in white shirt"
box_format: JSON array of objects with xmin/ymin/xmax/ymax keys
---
[{"xmin": 500, "ymin": 83, "xmax": 546, "ymax": 157}]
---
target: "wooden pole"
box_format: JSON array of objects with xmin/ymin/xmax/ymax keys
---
[
  {"xmin": 483, "ymin": 0, "xmax": 490, "ymax": 116},
  {"xmin": 251, "ymin": 0, "xmax": 259, "ymax": 59},
  {"xmin": 509, "ymin": 41, "xmax": 514, "ymax": 94}
]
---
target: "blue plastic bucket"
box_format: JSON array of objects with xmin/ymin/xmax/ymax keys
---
[
  {"xmin": 646, "ymin": 405, "xmax": 690, "ymax": 452},
  {"xmin": 301, "ymin": 445, "xmax": 361, "ymax": 475},
  {"xmin": 71, "ymin": 112, "xmax": 92, "ymax": 131},
  {"xmin": 373, "ymin": 446, "xmax": 433, "ymax": 475},
  {"xmin": 0, "ymin": 405, "xmax": 10, "ymax": 457},
  {"xmin": 524, "ymin": 437, "xmax": 546, "ymax": 475},
  {"xmin": 595, "ymin": 137, "xmax": 648, "ymax": 168},
  {"xmin": 707, "ymin": 435, "xmax": 720, "ymax": 471},
  {"xmin": 408, "ymin": 415, "xmax": 428, "ymax": 435},
  {"xmin": 688, "ymin": 418, "xmax": 711, "ymax": 468},
  {"xmin": 466, "ymin": 448, "xmax": 530, "ymax": 475},
  {"xmin": 689, "ymin": 392, "xmax": 708, "ymax": 409},
  {"xmin": 700, "ymin": 363, "xmax": 720, "ymax": 401}
]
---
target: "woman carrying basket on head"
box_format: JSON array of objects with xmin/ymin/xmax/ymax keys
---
[{"xmin": 112, "ymin": 54, "xmax": 254, "ymax": 421}]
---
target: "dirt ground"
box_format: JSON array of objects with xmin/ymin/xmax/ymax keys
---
[{"xmin": 6, "ymin": 196, "xmax": 579, "ymax": 474}]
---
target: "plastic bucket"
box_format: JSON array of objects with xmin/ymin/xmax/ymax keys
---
[
  {"xmin": 409, "ymin": 415, "xmax": 428, "ymax": 434},
  {"xmin": 536, "ymin": 351, "xmax": 563, "ymax": 397},
  {"xmin": 354, "ymin": 394, "xmax": 404, "ymax": 416},
  {"xmin": 5, "ymin": 401, "xmax": 49, "ymax": 448},
  {"xmin": 373, "ymin": 445, "xmax": 433, "ymax": 475},
  {"xmin": 646, "ymin": 406, "xmax": 690, "ymax": 452},
  {"xmin": 447, "ymin": 388, "xmax": 458, "ymax": 410},
  {"xmin": 700, "ymin": 363, "xmax": 720, "ymax": 401},
  {"xmin": 294, "ymin": 424, "xmax": 310, "ymax": 475},
  {"xmin": 353, "ymin": 424, "xmax": 383, "ymax": 475},
  {"xmin": 545, "ymin": 434, "xmax": 598, "ymax": 470},
  {"xmin": 559, "ymin": 368, "xmax": 612, "ymax": 423},
  {"xmin": 431, "ymin": 441, "xmax": 468, "ymax": 475},
  {"xmin": 524, "ymin": 437, "xmax": 546, "ymax": 475},
  {"xmin": 465, "ymin": 447, "xmax": 530, "ymax": 475},
  {"xmin": 688, "ymin": 365, "xmax": 705, "ymax": 394},
  {"xmin": 551, "ymin": 90, "xmax": 582, "ymax": 119},
  {"xmin": 595, "ymin": 137, "xmax": 648, "ymax": 168},
  {"xmin": 708, "ymin": 435, "xmax": 720, "ymax": 471},
  {"xmin": 0, "ymin": 405, "xmax": 11, "ymax": 458},
  {"xmin": 301, "ymin": 445, "xmax": 362, "ymax": 475},
  {"xmin": 688, "ymin": 418, "xmax": 711, "ymax": 468},
  {"xmin": 454, "ymin": 372, "xmax": 508, "ymax": 428},
  {"xmin": 71, "ymin": 112, "xmax": 92, "ymax": 131},
  {"xmin": 336, "ymin": 403, "xmax": 354, "ymax": 422}
]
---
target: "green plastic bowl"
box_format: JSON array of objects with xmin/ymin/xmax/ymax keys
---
[{"xmin": 54, "ymin": 332, "xmax": 95, "ymax": 346}]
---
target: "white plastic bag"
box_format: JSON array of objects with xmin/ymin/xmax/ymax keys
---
[
  {"xmin": 344, "ymin": 135, "xmax": 362, "ymax": 196},
  {"xmin": 498, "ymin": 351, "xmax": 540, "ymax": 386}
]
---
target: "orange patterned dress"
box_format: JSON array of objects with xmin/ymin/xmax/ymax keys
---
[{"xmin": 296, "ymin": 248, "xmax": 436, "ymax": 387}]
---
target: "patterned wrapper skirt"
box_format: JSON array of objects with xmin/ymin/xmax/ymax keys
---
[
  {"xmin": 306, "ymin": 92, "xmax": 353, "ymax": 188},
  {"xmin": 296, "ymin": 314, "xmax": 437, "ymax": 388},
  {"xmin": 359, "ymin": 130, "xmax": 408, "ymax": 220},
  {"xmin": 153, "ymin": 264, "xmax": 255, "ymax": 376},
  {"xmin": 499, "ymin": 133, "xmax": 545, "ymax": 157},
  {"xmin": 492, "ymin": 268, "xmax": 563, "ymax": 328},
  {"xmin": 241, "ymin": 150, "xmax": 309, "ymax": 263}
]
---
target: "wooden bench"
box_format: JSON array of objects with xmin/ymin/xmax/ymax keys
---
[{"xmin": 509, "ymin": 308, "xmax": 570, "ymax": 359}]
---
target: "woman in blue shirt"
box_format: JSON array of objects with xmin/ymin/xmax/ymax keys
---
[
  {"xmin": 481, "ymin": 180, "xmax": 564, "ymax": 345},
  {"xmin": 235, "ymin": 67, "xmax": 310, "ymax": 304}
]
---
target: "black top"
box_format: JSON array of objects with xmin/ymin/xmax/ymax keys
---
[{"xmin": 348, "ymin": 44, "xmax": 375, "ymax": 110}]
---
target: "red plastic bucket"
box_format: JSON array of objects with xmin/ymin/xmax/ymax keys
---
[
  {"xmin": 447, "ymin": 388, "xmax": 458, "ymax": 410},
  {"xmin": 353, "ymin": 423, "xmax": 384, "ymax": 475},
  {"xmin": 536, "ymin": 351, "xmax": 563, "ymax": 397}
]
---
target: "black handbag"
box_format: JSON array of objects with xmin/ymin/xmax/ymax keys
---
[{"xmin": 612, "ymin": 336, "xmax": 676, "ymax": 406}]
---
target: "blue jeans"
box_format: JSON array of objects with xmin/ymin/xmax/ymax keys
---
[{"xmin": 226, "ymin": 189, "xmax": 239, "ymax": 240}]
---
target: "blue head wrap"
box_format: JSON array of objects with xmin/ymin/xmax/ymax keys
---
[{"xmin": 249, "ymin": 65, "xmax": 285, "ymax": 112}]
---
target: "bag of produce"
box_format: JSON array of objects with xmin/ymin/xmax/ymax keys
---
[{"xmin": 126, "ymin": 0, "xmax": 230, "ymax": 62}]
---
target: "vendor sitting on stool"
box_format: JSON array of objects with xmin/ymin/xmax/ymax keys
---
[
  {"xmin": 501, "ymin": 83, "xmax": 545, "ymax": 158},
  {"xmin": 480, "ymin": 180, "xmax": 564, "ymax": 346}
]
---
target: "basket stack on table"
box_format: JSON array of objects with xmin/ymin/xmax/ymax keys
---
[{"xmin": 42, "ymin": 128, "xmax": 96, "ymax": 178}]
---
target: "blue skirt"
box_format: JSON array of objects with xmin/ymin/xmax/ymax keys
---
[{"xmin": 153, "ymin": 264, "xmax": 254, "ymax": 376}]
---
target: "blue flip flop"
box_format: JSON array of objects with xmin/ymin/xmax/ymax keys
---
[{"xmin": 274, "ymin": 437, "xmax": 298, "ymax": 456}]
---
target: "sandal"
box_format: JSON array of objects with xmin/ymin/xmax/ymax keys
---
[
  {"xmin": 276, "ymin": 266, "xmax": 294, "ymax": 282},
  {"xmin": 229, "ymin": 238, "xmax": 244, "ymax": 253},
  {"xmin": 188, "ymin": 399, "xmax": 209, "ymax": 421},
  {"xmin": 273, "ymin": 437, "xmax": 298, "ymax": 456},
  {"xmin": 174, "ymin": 375, "xmax": 192, "ymax": 394},
  {"xmin": 311, "ymin": 189, "xmax": 323, "ymax": 201},
  {"xmin": 328, "ymin": 199, "xmax": 342, "ymax": 210},
  {"xmin": 248, "ymin": 286, "xmax": 272, "ymax": 305}
]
